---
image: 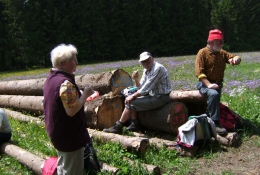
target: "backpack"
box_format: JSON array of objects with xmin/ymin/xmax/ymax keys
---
[
  {"xmin": 177, "ymin": 114, "xmax": 216, "ymax": 148},
  {"xmin": 219, "ymin": 103, "xmax": 243, "ymax": 131},
  {"xmin": 84, "ymin": 142, "xmax": 101, "ymax": 174}
]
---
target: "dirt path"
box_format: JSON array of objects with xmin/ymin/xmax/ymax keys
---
[{"xmin": 190, "ymin": 135, "xmax": 260, "ymax": 175}]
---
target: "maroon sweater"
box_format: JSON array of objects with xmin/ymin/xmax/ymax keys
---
[{"xmin": 43, "ymin": 69, "xmax": 90, "ymax": 152}]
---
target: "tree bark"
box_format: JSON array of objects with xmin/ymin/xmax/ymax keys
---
[
  {"xmin": 123, "ymin": 157, "xmax": 160, "ymax": 175},
  {"xmin": 1, "ymin": 94, "xmax": 124, "ymax": 130},
  {"xmin": 0, "ymin": 95, "xmax": 43, "ymax": 115},
  {"xmin": 85, "ymin": 96, "xmax": 124, "ymax": 129},
  {"xmin": 3, "ymin": 108, "xmax": 44, "ymax": 126},
  {"xmin": 138, "ymin": 102, "xmax": 188, "ymax": 135},
  {"xmin": 0, "ymin": 69, "xmax": 132, "ymax": 96},
  {"xmin": 0, "ymin": 142, "xmax": 45, "ymax": 175},
  {"xmin": 88, "ymin": 129, "xmax": 149, "ymax": 153},
  {"xmin": 0, "ymin": 142, "xmax": 119, "ymax": 175},
  {"xmin": 169, "ymin": 90, "xmax": 206, "ymax": 102}
]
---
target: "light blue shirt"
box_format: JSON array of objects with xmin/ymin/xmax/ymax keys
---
[{"xmin": 138, "ymin": 61, "xmax": 172, "ymax": 96}]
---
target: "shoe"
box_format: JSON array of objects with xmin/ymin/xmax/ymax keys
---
[
  {"xmin": 214, "ymin": 121, "xmax": 227, "ymax": 135},
  {"xmin": 103, "ymin": 121, "xmax": 123, "ymax": 134},
  {"xmin": 126, "ymin": 121, "xmax": 141, "ymax": 132}
]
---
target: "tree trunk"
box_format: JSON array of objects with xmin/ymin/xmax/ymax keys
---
[
  {"xmin": 138, "ymin": 102, "xmax": 188, "ymax": 135},
  {"xmin": 88, "ymin": 129, "xmax": 149, "ymax": 153},
  {"xmin": 1, "ymin": 94, "xmax": 124, "ymax": 129},
  {"xmin": 0, "ymin": 142, "xmax": 45, "ymax": 175},
  {"xmin": 3, "ymin": 108, "xmax": 44, "ymax": 126},
  {"xmin": 0, "ymin": 95, "xmax": 43, "ymax": 115},
  {"xmin": 85, "ymin": 96, "xmax": 124, "ymax": 129},
  {"xmin": 0, "ymin": 69, "xmax": 132, "ymax": 96},
  {"xmin": 4, "ymin": 110, "xmax": 149, "ymax": 154},
  {"xmin": 0, "ymin": 142, "xmax": 119, "ymax": 175},
  {"xmin": 123, "ymin": 157, "xmax": 160, "ymax": 175},
  {"xmin": 169, "ymin": 90, "xmax": 206, "ymax": 102}
]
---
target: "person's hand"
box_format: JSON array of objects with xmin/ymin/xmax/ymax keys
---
[
  {"xmin": 132, "ymin": 71, "xmax": 139, "ymax": 80},
  {"xmin": 208, "ymin": 83, "xmax": 219, "ymax": 89},
  {"xmin": 125, "ymin": 95, "xmax": 134, "ymax": 105},
  {"xmin": 232, "ymin": 56, "xmax": 241, "ymax": 65}
]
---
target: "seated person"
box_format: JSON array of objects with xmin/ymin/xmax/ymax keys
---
[{"xmin": 0, "ymin": 109, "xmax": 12, "ymax": 144}]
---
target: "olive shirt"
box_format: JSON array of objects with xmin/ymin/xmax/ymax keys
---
[{"xmin": 195, "ymin": 46, "xmax": 236, "ymax": 82}]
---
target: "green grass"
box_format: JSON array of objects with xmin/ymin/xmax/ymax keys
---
[{"xmin": 1, "ymin": 52, "xmax": 260, "ymax": 174}]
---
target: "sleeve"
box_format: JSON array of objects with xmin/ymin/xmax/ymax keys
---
[
  {"xmin": 59, "ymin": 80, "xmax": 80, "ymax": 109},
  {"xmin": 195, "ymin": 49, "xmax": 207, "ymax": 79}
]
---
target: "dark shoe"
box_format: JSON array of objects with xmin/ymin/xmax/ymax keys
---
[
  {"xmin": 103, "ymin": 121, "xmax": 123, "ymax": 134},
  {"xmin": 126, "ymin": 121, "xmax": 141, "ymax": 132},
  {"xmin": 214, "ymin": 121, "xmax": 227, "ymax": 135}
]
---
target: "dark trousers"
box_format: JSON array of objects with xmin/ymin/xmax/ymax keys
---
[{"xmin": 0, "ymin": 132, "xmax": 12, "ymax": 144}]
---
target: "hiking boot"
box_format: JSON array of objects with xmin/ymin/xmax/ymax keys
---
[
  {"xmin": 126, "ymin": 120, "xmax": 141, "ymax": 132},
  {"xmin": 214, "ymin": 121, "xmax": 227, "ymax": 135},
  {"xmin": 103, "ymin": 121, "xmax": 123, "ymax": 134}
]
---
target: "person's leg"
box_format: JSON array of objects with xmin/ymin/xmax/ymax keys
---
[
  {"xmin": 103, "ymin": 107, "xmax": 132, "ymax": 133},
  {"xmin": 126, "ymin": 95, "xmax": 170, "ymax": 132},
  {"xmin": 198, "ymin": 83, "xmax": 227, "ymax": 135},
  {"xmin": 0, "ymin": 133, "xmax": 12, "ymax": 144},
  {"xmin": 57, "ymin": 147, "xmax": 85, "ymax": 175}
]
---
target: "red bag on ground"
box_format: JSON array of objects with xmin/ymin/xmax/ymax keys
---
[
  {"xmin": 219, "ymin": 103, "xmax": 243, "ymax": 131},
  {"xmin": 41, "ymin": 157, "xmax": 58, "ymax": 175}
]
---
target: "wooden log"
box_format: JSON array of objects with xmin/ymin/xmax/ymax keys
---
[
  {"xmin": 0, "ymin": 142, "xmax": 119, "ymax": 174},
  {"xmin": 0, "ymin": 142, "xmax": 45, "ymax": 175},
  {"xmin": 0, "ymin": 94, "xmax": 124, "ymax": 129},
  {"xmin": 3, "ymin": 108, "xmax": 44, "ymax": 126},
  {"xmin": 216, "ymin": 132, "xmax": 240, "ymax": 147},
  {"xmin": 85, "ymin": 95, "xmax": 124, "ymax": 129},
  {"xmin": 123, "ymin": 157, "xmax": 160, "ymax": 175},
  {"xmin": 0, "ymin": 69, "xmax": 132, "ymax": 96},
  {"xmin": 88, "ymin": 129, "xmax": 149, "ymax": 153},
  {"xmin": 0, "ymin": 95, "xmax": 43, "ymax": 115},
  {"xmin": 169, "ymin": 90, "xmax": 206, "ymax": 103},
  {"xmin": 133, "ymin": 132, "xmax": 197, "ymax": 157},
  {"xmin": 138, "ymin": 102, "xmax": 188, "ymax": 135}
]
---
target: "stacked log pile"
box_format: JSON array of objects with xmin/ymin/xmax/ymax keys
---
[{"xmin": 0, "ymin": 68, "xmax": 238, "ymax": 174}]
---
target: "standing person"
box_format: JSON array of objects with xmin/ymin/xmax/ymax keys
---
[
  {"xmin": 0, "ymin": 109, "xmax": 12, "ymax": 144},
  {"xmin": 195, "ymin": 29, "xmax": 241, "ymax": 135},
  {"xmin": 103, "ymin": 51, "xmax": 172, "ymax": 134},
  {"xmin": 43, "ymin": 44, "xmax": 94, "ymax": 175}
]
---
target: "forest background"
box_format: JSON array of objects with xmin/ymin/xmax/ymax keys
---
[{"xmin": 0, "ymin": 0, "xmax": 259, "ymax": 71}]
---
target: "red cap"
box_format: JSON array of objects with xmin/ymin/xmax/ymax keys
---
[{"xmin": 208, "ymin": 29, "xmax": 224, "ymax": 41}]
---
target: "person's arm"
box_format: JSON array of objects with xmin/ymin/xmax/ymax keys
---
[
  {"xmin": 60, "ymin": 80, "xmax": 94, "ymax": 117},
  {"xmin": 132, "ymin": 71, "xmax": 141, "ymax": 87}
]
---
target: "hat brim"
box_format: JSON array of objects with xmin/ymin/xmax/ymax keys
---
[{"xmin": 139, "ymin": 56, "xmax": 150, "ymax": 62}]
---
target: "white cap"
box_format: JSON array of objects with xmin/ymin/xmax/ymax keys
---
[{"xmin": 139, "ymin": 51, "xmax": 152, "ymax": 62}]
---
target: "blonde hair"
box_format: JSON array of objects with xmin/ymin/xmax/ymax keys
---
[{"xmin": 50, "ymin": 44, "xmax": 78, "ymax": 67}]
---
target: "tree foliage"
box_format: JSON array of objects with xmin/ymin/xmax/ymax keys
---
[{"xmin": 0, "ymin": 0, "xmax": 259, "ymax": 71}]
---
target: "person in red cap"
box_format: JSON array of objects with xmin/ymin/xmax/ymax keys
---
[{"xmin": 195, "ymin": 29, "xmax": 241, "ymax": 135}]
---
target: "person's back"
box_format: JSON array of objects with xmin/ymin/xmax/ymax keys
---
[{"xmin": 0, "ymin": 109, "xmax": 12, "ymax": 144}]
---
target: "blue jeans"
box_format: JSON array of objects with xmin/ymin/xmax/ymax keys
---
[{"xmin": 196, "ymin": 82, "xmax": 222, "ymax": 121}]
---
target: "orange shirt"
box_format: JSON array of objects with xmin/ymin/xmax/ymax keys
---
[{"xmin": 195, "ymin": 46, "xmax": 235, "ymax": 82}]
